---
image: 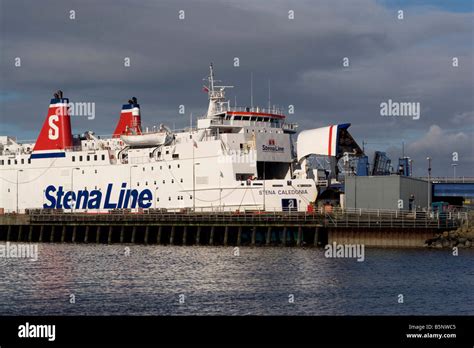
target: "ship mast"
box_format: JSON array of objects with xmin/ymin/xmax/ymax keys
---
[{"xmin": 204, "ymin": 63, "xmax": 233, "ymax": 118}]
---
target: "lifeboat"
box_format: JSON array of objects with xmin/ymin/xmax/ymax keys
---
[{"xmin": 120, "ymin": 131, "xmax": 172, "ymax": 147}]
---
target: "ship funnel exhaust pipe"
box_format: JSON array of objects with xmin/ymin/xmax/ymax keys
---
[
  {"xmin": 113, "ymin": 97, "xmax": 142, "ymax": 137},
  {"xmin": 30, "ymin": 91, "xmax": 73, "ymax": 159}
]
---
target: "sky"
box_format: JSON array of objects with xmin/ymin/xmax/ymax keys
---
[{"xmin": 0, "ymin": 0, "xmax": 473, "ymax": 176}]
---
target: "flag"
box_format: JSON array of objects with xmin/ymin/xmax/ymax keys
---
[{"xmin": 202, "ymin": 85, "xmax": 209, "ymax": 93}]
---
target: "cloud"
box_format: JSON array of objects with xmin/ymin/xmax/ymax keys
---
[
  {"xmin": 0, "ymin": 0, "xmax": 472, "ymax": 175},
  {"xmin": 382, "ymin": 125, "xmax": 473, "ymax": 176}
]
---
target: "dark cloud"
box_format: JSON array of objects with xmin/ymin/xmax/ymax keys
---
[{"xmin": 0, "ymin": 0, "xmax": 472, "ymax": 175}]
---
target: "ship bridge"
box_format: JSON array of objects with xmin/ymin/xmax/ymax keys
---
[{"xmin": 200, "ymin": 64, "xmax": 297, "ymax": 134}]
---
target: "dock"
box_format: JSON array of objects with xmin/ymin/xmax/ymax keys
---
[{"xmin": 0, "ymin": 208, "xmax": 467, "ymax": 248}]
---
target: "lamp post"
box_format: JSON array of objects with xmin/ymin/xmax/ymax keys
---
[
  {"xmin": 451, "ymin": 163, "xmax": 457, "ymax": 180},
  {"xmin": 16, "ymin": 169, "xmax": 23, "ymax": 213},
  {"xmin": 426, "ymin": 157, "xmax": 431, "ymax": 212},
  {"xmin": 71, "ymin": 168, "xmax": 80, "ymax": 212}
]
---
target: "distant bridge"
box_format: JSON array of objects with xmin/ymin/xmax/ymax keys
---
[{"xmin": 417, "ymin": 177, "xmax": 474, "ymax": 204}]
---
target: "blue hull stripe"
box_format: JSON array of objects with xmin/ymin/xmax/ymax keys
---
[{"xmin": 30, "ymin": 152, "xmax": 66, "ymax": 159}]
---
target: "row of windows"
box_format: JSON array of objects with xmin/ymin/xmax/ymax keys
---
[
  {"xmin": 228, "ymin": 115, "xmax": 280, "ymax": 124},
  {"xmin": 157, "ymin": 195, "xmax": 192, "ymax": 202},
  {"xmin": 137, "ymin": 164, "xmax": 181, "ymax": 172},
  {"xmin": 72, "ymin": 154, "xmax": 106, "ymax": 162},
  {"xmin": 0, "ymin": 158, "xmax": 31, "ymax": 165},
  {"xmin": 135, "ymin": 178, "xmax": 184, "ymax": 186}
]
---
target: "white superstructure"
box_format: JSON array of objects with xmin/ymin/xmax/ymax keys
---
[{"xmin": 0, "ymin": 65, "xmax": 361, "ymax": 213}]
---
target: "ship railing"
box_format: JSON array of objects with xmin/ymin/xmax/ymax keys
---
[
  {"xmin": 209, "ymin": 118, "xmax": 284, "ymax": 129},
  {"xmin": 215, "ymin": 105, "xmax": 286, "ymax": 115},
  {"xmin": 64, "ymin": 146, "xmax": 83, "ymax": 152}
]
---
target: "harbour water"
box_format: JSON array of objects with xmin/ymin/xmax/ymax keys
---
[{"xmin": 1, "ymin": 244, "xmax": 473, "ymax": 315}]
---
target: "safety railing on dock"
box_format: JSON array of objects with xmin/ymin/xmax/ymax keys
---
[
  {"xmin": 322, "ymin": 207, "xmax": 465, "ymax": 229},
  {"xmin": 21, "ymin": 207, "xmax": 466, "ymax": 229}
]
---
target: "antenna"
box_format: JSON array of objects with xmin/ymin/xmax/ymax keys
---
[
  {"xmin": 268, "ymin": 79, "xmax": 271, "ymax": 110},
  {"xmin": 209, "ymin": 63, "xmax": 215, "ymax": 92},
  {"xmin": 250, "ymin": 72, "xmax": 253, "ymax": 109}
]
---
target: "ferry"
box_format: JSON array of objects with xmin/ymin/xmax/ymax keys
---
[{"xmin": 0, "ymin": 64, "xmax": 362, "ymax": 213}]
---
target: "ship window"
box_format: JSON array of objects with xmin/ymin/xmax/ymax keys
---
[
  {"xmin": 168, "ymin": 197, "xmax": 171, "ymax": 201},
  {"xmin": 171, "ymin": 179, "xmax": 174, "ymax": 183},
  {"xmin": 137, "ymin": 182, "xmax": 139, "ymax": 186},
  {"xmin": 163, "ymin": 180, "xmax": 165, "ymax": 184},
  {"xmin": 82, "ymin": 170, "xmax": 84, "ymax": 174},
  {"xmin": 8, "ymin": 160, "xmax": 11, "ymax": 165},
  {"xmin": 160, "ymin": 166, "xmax": 162, "ymax": 170},
  {"xmin": 242, "ymin": 116, "xmax": 250, "ymax": 121},
  {"xmin": 101, "ymin": 155, "xmax": 105, "ymax": 160},
  {"xmin": 263, "ymin": 117, "xmax": 269, "ymax": 122},
  {"xmin": 250, "ymin": 116, "xmax": 257, "ymax": 121},
  {"xmin": 28, "ymin": 159, "xmax": 31, "ymax": 164},
  {"xmin": 79, "ymin": 156, "xmax": 83, "ymax": 162},
  {"xmin": 143, "ymin": 167, "xmax": 145, "ymax": 172},
  {"xmin": 95, "ymin": 170, "xmax": 97, "ymax": 174},
  {"xmin": 151, "ymin": 167, "xmax": 154, "ymax": 171},
  {"xmin": 257, "ymin": 117, "xmax": 263, "ymax": 122},
  {"xmin": 180, "ymin": 178, "xmax": 183, "ymax": 183},
  {"xmin": 177, "ymin": 164, "xmax": 180, "ymax": 168},
  {"xmin": 157, "ymin": 198, "xmax": 159, "ymax": 202},
  {"xmin": 0, "ymin": 160, "xmax": 3, "ymax": 165},
  {"xmin": 72, "ymin": 156, "xmax": 75, "ymax": 162},
  {"xmin": 172, "ymin": 154, "xmax": 179, "ymax": 159},
  {"xmin": 166, "ymin": 150, "xmax": 169, "ymax": 155},
  {"xmin": 190, "ymin": 195, "xmax": 192, "ymax": 199},
  {"xmin": 145, "ymin": 181, "xmax": 148, "ymax": 185},
  {"xmin": 15, "ymin": 159, "xmax": 17, "ymax": 164},
  {"xmin": 234, "ymin": 116, "xmax": 242, "ymax": 120},
  {"xmin": 94, "ymin": 155, "xmax": 97, "ymax": 161},
  {"xmin": 21, "ymin": 159, "xmax": 24, "ymax": 164},
  {"xmin": 87, "ymin": 155, "xmax": 90, "ymax": 161},
  {"xmin": 168, "ymin": 165, "xmax": 171, "ymax": 169},
  {"xmin": 154, "ymin": 181, "xmax": 156, "ymax": 185}
]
